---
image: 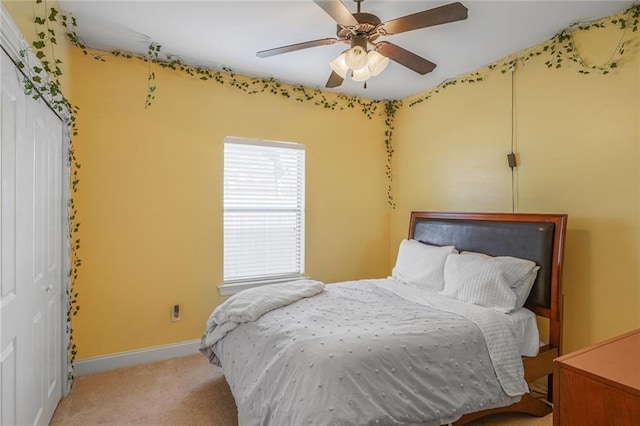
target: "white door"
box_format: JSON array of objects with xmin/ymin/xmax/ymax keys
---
[
  {"xmin": 1, "ymin": 51, "xmax": 63, "ymax": 426},
  {"xmin": 33, "ymin": 83, "xmax": 64, "ymax": 426}
]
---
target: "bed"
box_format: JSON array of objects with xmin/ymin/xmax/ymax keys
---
[{"xmin": 200, "ymin": 211, "xmax": 567, "ymax": 425}]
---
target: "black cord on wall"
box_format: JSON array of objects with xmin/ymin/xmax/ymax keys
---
[{"xmin": 509, "ymin": 63, "xmax": 517, "ymax": 214}]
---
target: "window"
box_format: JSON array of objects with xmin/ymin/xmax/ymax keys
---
[{"xmin": 223, "ymin": 137, "xmax": 305, "ymax": 285}]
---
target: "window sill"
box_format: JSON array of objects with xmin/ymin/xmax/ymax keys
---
[{"xmin": 218, "ymin": 276, "xmax": 311, "ymax": 297}]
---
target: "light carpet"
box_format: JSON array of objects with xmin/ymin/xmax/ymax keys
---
[{"xmin": 50, "ymin": 354, "xmax": 552, "ymax": 425}]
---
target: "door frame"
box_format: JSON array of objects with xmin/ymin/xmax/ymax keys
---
[{"xmin": 1, "ymin": 4, "xmax": 72, "ymax": 396}]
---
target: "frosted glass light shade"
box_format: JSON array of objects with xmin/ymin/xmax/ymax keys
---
[
  {"xmin": 345, "ymin": 46, "xmax": 368, "ymax": 70},
  {"xmin": 351, "ymin": 66, "xmax": 372, "ymax": 82},
  {"xmin": 329, "ymin": 53, "xmax": 348, "ymax": 78},
  {"xmin": 367, "ymin": 50, "xmax": 390, "ymax": 76},
  {"xmin": 330, "ymin": 46, "xmax": 390, "ymax": 82}
]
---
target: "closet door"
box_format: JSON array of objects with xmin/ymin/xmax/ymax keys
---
[
  {"xmin": 1, "ymin": 49, "xmax": 29, "ymax": 426},
  {"xmin": 0, "ymin": 51, "xmax": 63, "ymax": 426},
  {"xmin": 32, "ymin": 83, "xmax": 64, "ymax": 425}
]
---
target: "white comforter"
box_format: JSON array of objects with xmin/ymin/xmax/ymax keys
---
[
  {"xmin": 201, "ymin": 279, "xmax": 325, "ymax": 364},
  {"xmin": 201, "ymin": 278, "xmax": 527, "ymax": 425}
]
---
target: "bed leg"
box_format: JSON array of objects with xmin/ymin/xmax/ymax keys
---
[{"xmin": 547, "ymin": 373, "xmax": 554, "ymax": 403}]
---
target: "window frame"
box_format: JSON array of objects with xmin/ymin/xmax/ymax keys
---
[{"xmin": 219, "ymin": 137, "xmax": 307, "ymax": 295}]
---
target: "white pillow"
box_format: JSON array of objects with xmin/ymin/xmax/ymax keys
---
[
  {"xmin": 392, "ymin": 239, "xmax": 458, "ymax": 292},
  {"xmin": 440, "ymin": 251, "xmax": 538, "ymax": 313},
  {"xmin": 513, "ymin": 266, "xmax": 541, "ymax": 309}
]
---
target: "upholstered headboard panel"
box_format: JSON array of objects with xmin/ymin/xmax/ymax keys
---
[{"xmin": 408, "ymin": 212, "xmax": 567, "ymax": 319}]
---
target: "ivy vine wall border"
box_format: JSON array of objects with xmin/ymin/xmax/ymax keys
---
[{"xmin": 406, "ymin": 3, "xmax": 639, "ymax": 107}]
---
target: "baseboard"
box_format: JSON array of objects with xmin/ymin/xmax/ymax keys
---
[{"xmin": 73, "ymin": 339, "xmax": 201, "ymax": 376}]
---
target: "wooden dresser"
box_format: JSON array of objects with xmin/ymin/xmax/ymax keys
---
[{"xmin": 553, "ymin": 328, "xmax": 640, "ymax": 426}]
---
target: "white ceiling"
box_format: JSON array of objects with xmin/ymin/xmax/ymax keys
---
[{"xmin": 58, "ymin": 0, "xmax": 634, "ymax": 100}]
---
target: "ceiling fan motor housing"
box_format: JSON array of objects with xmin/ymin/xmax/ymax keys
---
[{"xmin": 337, "ymin": 13, "xmax": 382, "ymax": 41}]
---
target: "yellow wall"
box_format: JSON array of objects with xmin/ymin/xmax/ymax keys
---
[
  {"xmin": 68, "ymin": 49, "xmax": 390, "ymax": 359},
  {"xmin": 392, "ymin": 24, "xmax": 640, "ymax": 353}
]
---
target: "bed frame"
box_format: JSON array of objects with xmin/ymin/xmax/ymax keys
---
[{"xmin": 407, "ymin": 212, "xmax": 567, "ymax": 424}]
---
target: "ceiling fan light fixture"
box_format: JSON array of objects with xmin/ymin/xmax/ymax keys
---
[
  {"xmin": 330, "ymin": 52, "xmax": 349, "ymax": 78},
  {"xmin": 367, "ymin": 50, "xmax": 390, "ymax": 76},
  {"xmin": 345, "ymin": 45, "xmax": 368, "ymax": 70},
  {"xmin": 260, "ymin": 1, "xmax": 469, "ymax": 90},
  {"xmin": 351, "ymin": 65, "xmax": 372, "ymax": 82}
]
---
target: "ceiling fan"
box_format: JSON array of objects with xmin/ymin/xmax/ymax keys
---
[{"xmin": 257, "ymin": 0, "xmax": 468, "ymax": 88}]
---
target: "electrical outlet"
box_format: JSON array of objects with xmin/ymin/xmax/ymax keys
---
[{"xmin": 172, "ymin": 304, "xmax": 181, "ymax": 321}]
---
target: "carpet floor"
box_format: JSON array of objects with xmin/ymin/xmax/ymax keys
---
[{"xmin": 50, "ymin": 354, "xmax": 552, "ymax": 425}]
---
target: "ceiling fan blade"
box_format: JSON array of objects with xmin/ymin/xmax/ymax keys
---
[
  {"xmin": 257, "ymin": 38, "xmax": 341, "ymax": 58},
  {"xmin": 325, "ymin": 71, "xmax": 344, "ymax": 88},
  {"xmin": 381, "ymin": 2, "xmax": 468, "ymax": 35},
  {"xmin": 313, "ymin": 0, "xmax": 358, "ymax": 27},
  {"xmin": 375, "ymin": 42, "xmax": 436, "ymax": 75}
]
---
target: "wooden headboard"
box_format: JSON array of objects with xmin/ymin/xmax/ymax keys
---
[{"xmin": 408, "ymin": 212, "xmax": 567, "ymax": 350}]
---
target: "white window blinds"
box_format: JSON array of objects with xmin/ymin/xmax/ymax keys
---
[{"xmin": 223, "ymin": 137, "xmax": 305, "ymax": 283}]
